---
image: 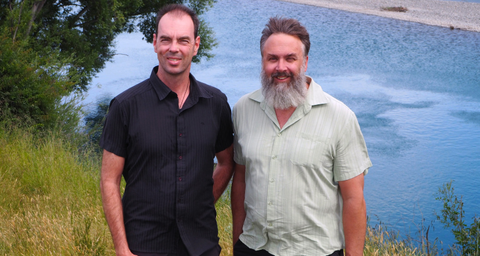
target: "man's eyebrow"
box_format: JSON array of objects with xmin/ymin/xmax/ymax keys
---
[
  {"xmin": 266, "ymin": 53, "xmax": 298, "ymax": 58},
  {"xmin": 158, "ymin": 34, "xmax": 191, "ymax": 40},
  {"xmin": 177, "ymin": 36, "xmax": 191, "ymax": 41}
]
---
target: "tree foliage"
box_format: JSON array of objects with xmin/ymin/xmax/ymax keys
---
[
  {"xmin": 0, "ymin": 0, "xmax": 217, "ymax": 128},
  {"xmin": 0, "ymin": 30, "xmax": 79, "ymax": 128},
  {"xmin": 436, "ymin": 180, "xmax": 480, "ymax": 255},
  {"xmin": 1, "ymin": 0, "xmax": 217, "ymax": 92}
]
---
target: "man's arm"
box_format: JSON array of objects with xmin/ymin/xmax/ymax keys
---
[
  {"xmin": 100, "ymin": 150, "xmax": 136, "ymax": 256},
  {"xmin": 231, "ymin": 164, "xmax": 246, "ymax": 245},
  {"xmin": 339, "ymin": 173, "xmax": 366, "ymax": 256},
  {"xmin": 213, "ymin": 144, "xmax": 234, "ymax": 203}
]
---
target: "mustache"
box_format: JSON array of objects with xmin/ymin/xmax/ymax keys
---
[
  {"xmin": 271, "ymin": 71, "xmax": 292, "ymax": 78},
  {"xmin": 165, "ymin": 53, "xmax": 182, "ymax": 59}
]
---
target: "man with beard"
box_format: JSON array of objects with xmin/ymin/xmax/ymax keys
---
[
  {"xmin": 100, "ymin": 4, "xmax": 234, "ymax": 256},
  {"xmin": 231, "ymin": 17, "xmax": 372, "ymax": 256}
]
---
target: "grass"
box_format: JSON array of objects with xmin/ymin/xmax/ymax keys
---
[
  {"xmin": 0, "ymin": 125, "xmax": 461, "ymax": 255},
  {"xmin": 0, "ymin": 126, "xmax": 109, "ymax": 255},
  {"xmin": 216, "ymin": 190, "xmax": 234, "ymax": 256},
  {"xmin": 0, "ymin": 125, "xmax": 235, "ymax": 255}
]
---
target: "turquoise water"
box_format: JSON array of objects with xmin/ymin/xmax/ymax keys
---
[{"xmin": 87, "ymin": 0, "xmax": 480, "ymax": 248}]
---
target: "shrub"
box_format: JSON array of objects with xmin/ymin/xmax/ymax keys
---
[{"xmin": 436, "ymin": 181, "xmax": 480, "ymax": 255}]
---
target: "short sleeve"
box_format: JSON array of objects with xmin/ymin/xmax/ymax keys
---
[
  {"xmin": 99, "ymin": 98, "xmax": 128, "ymax": 158},
  {"xmin": 333, "ymin": 111, "xmax": 372, "ymax": 181},
  {"xmin": 215, "ymin": 97, "xmax": 234, "ymax": 153},
  {"xmin": 232, "ymin": 98, "xmax": 245, "ymax": 165}
]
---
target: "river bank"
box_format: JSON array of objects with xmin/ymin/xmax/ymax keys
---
[{"xmin": 277, "ymin": 0, "xmax": 480, "ymax": 32}]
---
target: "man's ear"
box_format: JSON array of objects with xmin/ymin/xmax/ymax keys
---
[
  {"xmin": 304, "ymin": 55, "xmax": 309, "ymax": 72},
  {"xmin": 153, "ymin": 34, "xmax": 157, "ymax": 52},
  {"xmin": 193, "ymin": 36, "xmax": 200, "ymax": 56}
]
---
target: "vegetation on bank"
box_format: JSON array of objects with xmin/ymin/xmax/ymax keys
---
[
  {"xmin": 1, "ymin": 122, "xmax": 478, "ymax": 255},
  {"xmin": 381, "ymin": 6, "xmax": 408, "ymax": 13}
]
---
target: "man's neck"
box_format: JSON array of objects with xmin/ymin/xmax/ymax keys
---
[
  {"xmin": 275, "ymin": 106, "xmax": 296, "ymax": 129},
  {"xmin": 156, "ymin": 69, "xmax": 191, "ymax": 109},
  {"xmin": 157, "ymin": 69, "xmax": 190, "ymax": 90}
]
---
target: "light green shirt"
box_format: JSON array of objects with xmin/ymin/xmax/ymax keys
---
[{"xmin": 233, "ymin": 77, "xmax": 372, "ymax": 255}]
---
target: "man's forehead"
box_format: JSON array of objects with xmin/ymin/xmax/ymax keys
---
[
  {"xmin": 263, "ymin": 34, "xmax": 304, "ymax": 56},
  {"xmin": 157, "ymin": 12, "xmax": 195, "ymax": 36}
]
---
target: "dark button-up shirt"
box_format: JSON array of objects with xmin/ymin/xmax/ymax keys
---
[{"xmin": 100, "ymin": 66, "xmax": 234, "ymax": 255}]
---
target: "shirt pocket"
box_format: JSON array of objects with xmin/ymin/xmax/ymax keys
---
[{"xmin": 285, "ymin": 131, "xmax": 333, "ymax": 168}]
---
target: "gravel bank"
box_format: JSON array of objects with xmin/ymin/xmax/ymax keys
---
[{"xmin": 277, "ymin": 0, "xmax": 480, "ymax": 32}]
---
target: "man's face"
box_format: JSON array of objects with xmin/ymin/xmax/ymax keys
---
[
  {"xmin": 261, "ymin": 33, "xmax": 308, "ymax": 109},
  {"xmin": 153, "ymin": 12, "xmax": 200, "ymax": 79}
]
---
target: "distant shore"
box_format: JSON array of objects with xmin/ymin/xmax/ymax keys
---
[{"xmin": 277, "ymin": 0, "xmax": 480, "ymax": 32}]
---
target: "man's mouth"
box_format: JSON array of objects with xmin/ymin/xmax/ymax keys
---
[
  {"xmin": 166, "ymin": 56, "xmax": 182, "ymax": 64},
  {"xmin": 272, "ymin": 72, "xmax": 292, "ymax": 81}
]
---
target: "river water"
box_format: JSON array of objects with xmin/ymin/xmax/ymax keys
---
[{"xmin": 86, "ymin": 0, "xmax": 480, "ymax": 248}]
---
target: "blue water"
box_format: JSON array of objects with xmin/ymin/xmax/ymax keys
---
[{"xmin": 86, "ymin": 0, "xmax": 480, "ymax": 249}]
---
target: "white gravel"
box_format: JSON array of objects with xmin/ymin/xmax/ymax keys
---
[{"xmin": 277, "ymin": 0, "xmax": 480, "ymax": 32}]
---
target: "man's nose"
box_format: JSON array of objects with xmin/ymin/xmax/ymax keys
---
[
  {"xmin": 169, "ymin": 41, "xmax": 180, "ymax": 52},
  {"xmin": 276, "ymin": 59, "xmax": 287, "ymax": 72}
]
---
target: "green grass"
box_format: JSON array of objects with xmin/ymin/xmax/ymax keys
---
[
  {"xmin": 0, "ymin": 126, "xmax": 110, "ymax": 255},
  {"xmin": 0, "ymin": 125, "xmax": 463, "ymax": 255}
]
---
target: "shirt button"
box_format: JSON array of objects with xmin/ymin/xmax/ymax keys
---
[
  {"xmin": 272, "ymin": 155, "xmax": 276, "ymax": 159},
  {"xmin": 179, "ymin": 156, "xmax": 183, "ymax": 160},
  {"xmin": 268, "ymin": 222, "xmax": 272, "ymax": 227},
  {"xmin": 178, "ymin": 177, "xmax": 182, "ymax": 181},
  {"xmin": 270, "ymin": 179, "xmax": 274, "ymax": 183},
  {"xmin": 179, "ymin": 133, "xmax": 183, "ymax": 137},
  {"xmin": 268, "ymin": 201, "xmax": 272, "ymax": 205}
]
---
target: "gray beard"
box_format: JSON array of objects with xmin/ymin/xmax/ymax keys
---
[{"xmin": 261, "ymin": 68, "xmax": 307, "ymax": 110}]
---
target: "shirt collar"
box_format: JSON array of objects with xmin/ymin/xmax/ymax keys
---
[
  {"xmin": 149, "ymin": 66, "xmax": 213, "ymax": 103},
  {"xmin": 249, "ymin": 76, "xmax": 329, "ymax": 111}
]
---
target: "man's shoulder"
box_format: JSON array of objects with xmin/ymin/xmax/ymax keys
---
[
  {"xmin": 310, "ymin": 83, "xmax": 354, "ymax": 117},
  {"xmin": 196, "ymin": 80, "xmax": 228, "ymax": 101},
  {"xmin": 234, "ymin": 90, "xmax": 262, "ymax": 108},
  {"xmin": 113, "ymin": 79, "xmax": 152, "ymax": 104},
  {"xmin": 323, "ymin": 92, "xmax": 351, "ymax": 110}
]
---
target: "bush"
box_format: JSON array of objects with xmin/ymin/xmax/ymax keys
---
[
  {"xmin": 0, "ymin": 30, "xmax": 81, "ymax": 131},
  {"xmin": 83, "ymin": 96, "xmax": 111, "ymax": 153},
  {"xmin": 436, "ymin": 181, "xmax": 480, "ymax": 255}
]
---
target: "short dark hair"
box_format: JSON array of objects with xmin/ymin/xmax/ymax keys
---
[
  {"xmin": 156, "ymin": 4, "xmax": 199, "ymax": 38},
  {"xmin": 260, "ymin": 17, "xmax": 310, "ymax": 57}
]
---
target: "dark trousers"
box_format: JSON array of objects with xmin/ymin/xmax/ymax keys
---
[
  {"xmin": 233, "ymin": 239, "xmax": 344, "ymax": 256},
  {"xmin": 132, "ymin": 240, "xmax": 220, "ymax": 256}
]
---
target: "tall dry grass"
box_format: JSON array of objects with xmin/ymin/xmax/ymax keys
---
[
  {"xmin": 216, "ymin": 188, "xmax": 233, "ymax": 256},
  {"xmin": 0, "ymin": 126, "xmax": 234, "ymax": 255},
  {"xmin": 0, "ymin": 127, "xmax": 111, "ymax": 255},
  {"xmin": 1, "ymin": 126, "xmax": 454, "ymax": 255}
]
